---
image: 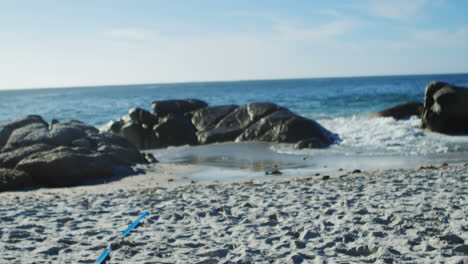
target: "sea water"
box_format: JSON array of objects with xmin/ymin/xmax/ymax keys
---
[{"xmin": 1, "ymin": 74, "xmax": 468, "ymax": 179}]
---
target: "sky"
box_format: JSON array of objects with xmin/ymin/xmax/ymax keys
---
[{"xmin": 0, "ymin": 0, "xmax": 467, "ymax": 90}]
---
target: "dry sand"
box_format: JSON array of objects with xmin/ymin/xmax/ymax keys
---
[{"xmin": 1, "ymin": 163, "xmax": 467, "ymax": 263}]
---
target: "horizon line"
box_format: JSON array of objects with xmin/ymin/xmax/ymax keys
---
[{"xmin": 1, "ymin": 72, "xmax": 467, "ymax": 92}]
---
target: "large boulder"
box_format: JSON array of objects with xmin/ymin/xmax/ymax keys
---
[
  {"xmin": 236, "ymin": 109, "xmax": 337, "ymax": 146},
  {"xmin": 154, "ymin": 113, "xmax": 198, "ymax": 147},
  {"xmin": 15, "ymin": 146, "xmax": 121, "ymax": 187},
  {"xmin": 370, "ymin": 101, "xmax": 423, "ymax": 120},
  {"xmin": 421, "ymin": 82, "xmax": 468, "ymax": 134},
  {"xmin": 152, "ymin": 99, "xmax": 208, "ymax": 118},
  {"xmin": 0, "ymin": 116, "xmax": 149, "ymax": 190}
]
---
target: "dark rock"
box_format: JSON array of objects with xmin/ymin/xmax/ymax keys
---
[
  {"xmin": 101, "ymin": 108, "xmax": 160, "ymax": 150},
  {"xmin": 48, "ymin": 122, "xmax": 90, "ymax": 146},
  {"xmin": 0, "ymin": 115, "xmax": 48, "ymax": 147},
  {"xmin": 122, "ymin": 122, "xmax": 160, "ymax": 150},
  {"xmin": 0, "ymin": 144, "xmax": 55, "ymax": 168},
  {"xmin": 2, "ymin": 122, "xmax": 49, "ymax": 151},
  {"xmin": 370, "ymin": 101, "xmax": 423, "ymax": 120},
  {"xmin": 196, "ymin": 102, "xmax": 281, "ymax": 144},
  {"xmin": 154, "ymin": 114, "xmax": 197, "ymax": 147},
  {"xmin": 2, "ymin": 119, "xmax": 99, "ymax": 152},
  {"xmin": 197, "ymin": 127, "xmax": 243, "ymax": 145},
  {"xmin": 122, "ymin": 122, "xmax": 145, "ymax": 149},
  {"xmin": 71, "ymin": 138, "xmax": 92, "ymax": 149},
  {"xmin": 128, "ymin": 107, "xmax": 158, "ymax": 128},
  {"xmin": 236, "ymin": 109, "xmax": 337, "ymax": 147},
  {"xmin": 100, "ymin": 120, "xmax": 122, "ymax": 134},
  {"xmin": 191, "ymin": 104, "xmax": 238, "ymax": 131},
  {"xmin": 59, "ymin": 120, "xmax": 99, "ymax": 135},
  {"xmin": 0, "ymin": 115, "xmax": 147, "ymax": 189},
  {"xmin": 89, "ymin": 133, "xmax": 145, "ymax": 164},
  {"xmin": 152, "ymin": 99, "xmax": 208, "ymax": 118},
  {"xmin": 421, "ymin": 81, "xmax": 468, "ymax": 133},
  {"xmin": 0, "ymin": 168, "xmax": 33, "ymax": 192},
  {"xmin": 16, "ymin": 146, "xmax": 115, "ymax": 186},
  {"xmin": 217, "ymin": 103, "xmax": 280, "ymax": 132}
]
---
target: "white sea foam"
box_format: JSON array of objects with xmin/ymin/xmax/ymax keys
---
[{"xmin": 274, "ymin": 115, "xmax": 468, "ymax": 157}]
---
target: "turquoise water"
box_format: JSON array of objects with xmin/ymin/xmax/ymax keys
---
[{"xmin": 2, "ymin": 74, "xmax": 468, "ymax": 177}]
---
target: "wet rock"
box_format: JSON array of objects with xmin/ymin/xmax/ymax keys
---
[
  {"xmin": 370, "ymin": 101, "xmax": 423, "ymax": 120},
  {"xmin": 421, "ymin": 81, "xmax": 468, "ymax": 133}
]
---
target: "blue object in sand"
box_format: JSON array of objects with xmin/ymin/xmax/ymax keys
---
[
  {"xmin": 94, "ymin": 211, "xmax": 149, "ymax": 264},
  {"xmin": 122, "ymin": 211, "xmax": 149, "ymax": 237},
  {"xmin": 94, "ymin": 249, "xmax": 111, "ymax": 264}
]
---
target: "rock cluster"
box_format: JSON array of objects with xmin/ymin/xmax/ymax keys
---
[
  {"xmin": 420, "ymin": 81, "xmax": 468, "ymax": 134},
  {"xmin": 0, "ymin": 115, "xmax": 149, "ymax": 191},
  {"xmin": 102, "ymin": 99, "xmax": 339, "ymax": 150},
  {"xmin": 370, "ymin": 81, "xmax": 468, "ymax": 135}
]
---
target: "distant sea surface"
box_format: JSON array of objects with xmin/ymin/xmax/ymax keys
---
[{"xmin": 2, "ymin": 74, "xmax": 468, "ymax": 179}]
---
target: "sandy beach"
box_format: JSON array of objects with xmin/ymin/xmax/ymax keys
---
[{"xmin": 1, "ymin": 163, "xmax": 467, "ymax": 263}]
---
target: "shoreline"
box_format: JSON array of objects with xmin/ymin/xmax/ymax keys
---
[{"xmin": 1, "ymin": 163, "xmax": 467, "ymax": 263}]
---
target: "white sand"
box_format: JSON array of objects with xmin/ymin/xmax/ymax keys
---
[{"xmin": 1, "ymin": 163, "xmax": 467, "ymax": 263}]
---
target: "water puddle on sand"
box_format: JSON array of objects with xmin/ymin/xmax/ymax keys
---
[{"xmin": 146, "ymin": 142, "xmax": 467, "ymax": 181}]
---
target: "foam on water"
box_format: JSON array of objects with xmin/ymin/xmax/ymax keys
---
[{"xmin": 272, "ymin": 114, "xmax": 468, "ymax": 157}]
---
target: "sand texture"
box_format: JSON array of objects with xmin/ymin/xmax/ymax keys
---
[{"xmin": 1, "ymin": 165, "xmax": 467, "ymax": 263}]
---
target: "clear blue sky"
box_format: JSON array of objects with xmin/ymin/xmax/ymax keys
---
[{"xmin": 1, "ymin": 0, "xmax": 467, "ymax": 89}]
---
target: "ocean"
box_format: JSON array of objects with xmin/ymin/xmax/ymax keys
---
[{"xmin": 2, "ymin": 74, "xmax": 468, "ymax": 179}]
